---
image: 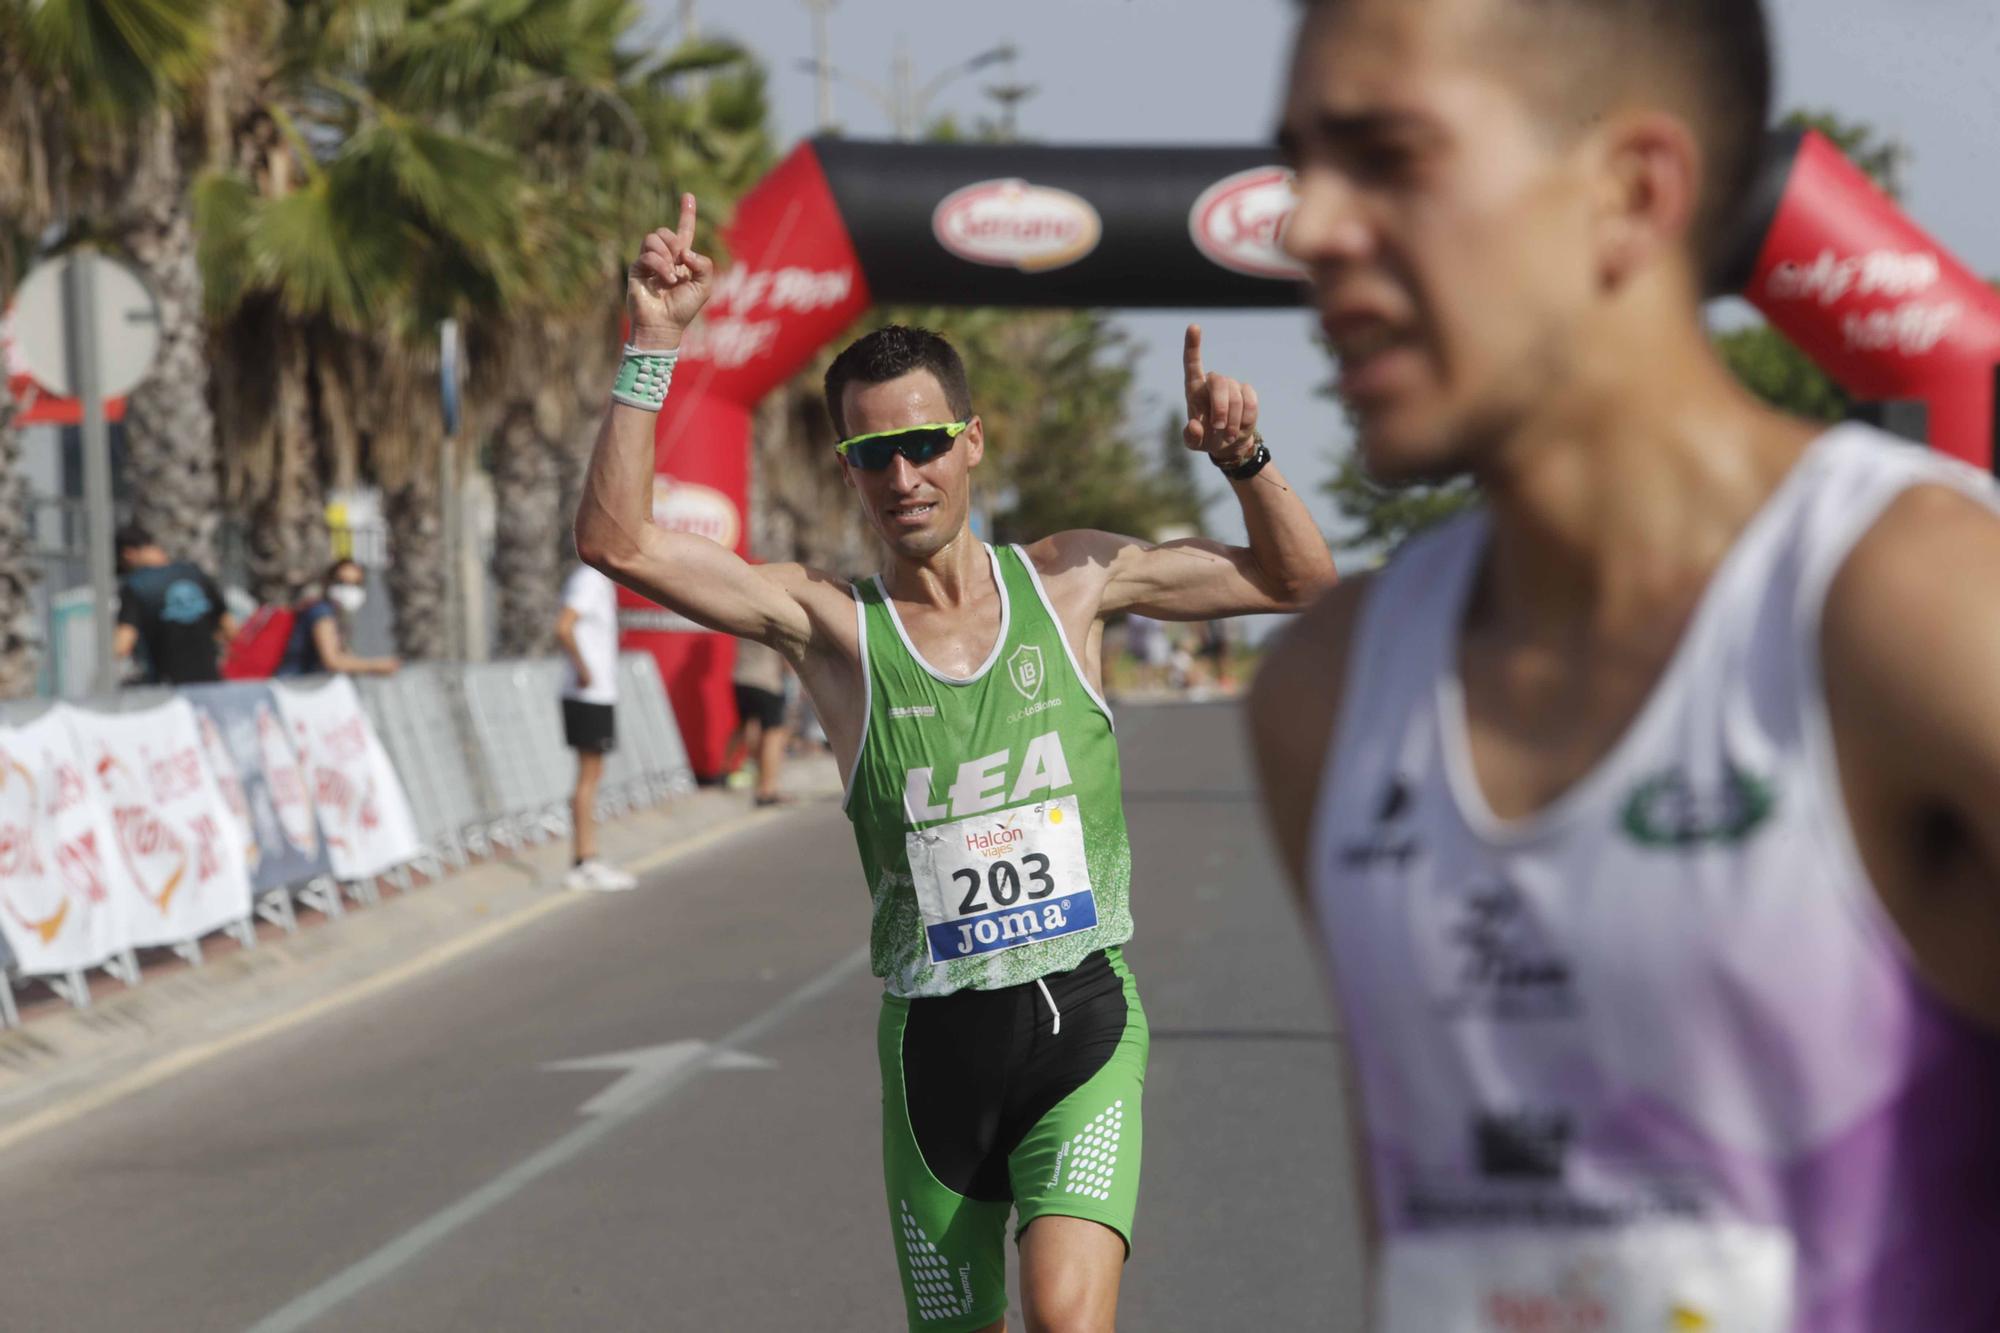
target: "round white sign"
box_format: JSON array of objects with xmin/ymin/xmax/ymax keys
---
[{"xmin": 8, "ymin": 253, "xmax": 163, "ymax": 399}]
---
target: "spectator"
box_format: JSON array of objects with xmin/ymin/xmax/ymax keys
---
[
  {"xmin": 1123, "ymin": 612, "xmax": 1171, "ymax": 694},
  {"xmin": 728, "ymin": 637, "xmax": 791, "ymax": 806},
  {"xmin": 114, "ymin": 524, "xmax": 237, "ymax": 686},
  {"xmin": 275, "ymin": 558, "xmax": 400, "ymax": 678},
  {"xmin": 1195, "ymin": 618, "xmax": 1234, "ymax": 693},
  {"xmin": 555, "ymin": 563, "xmax": 635, "ymax": 892}
]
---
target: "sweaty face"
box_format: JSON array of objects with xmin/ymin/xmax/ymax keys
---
[
  {"xmin": 838, "ymin": 370, "xmax": 984, "ymax": 561},
  {"xmin": 1280, "ymin": 0, "xmax": 1601, "ymax": 483}
]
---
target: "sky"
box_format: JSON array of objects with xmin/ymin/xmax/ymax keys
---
[{"xmin": 660, "ymin": 0, "xmax": 2000, "ymax": 547}]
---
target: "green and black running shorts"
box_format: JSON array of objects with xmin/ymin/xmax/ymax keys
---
[{"xmin": 877, "ymin": 948, "xmax": 1148, "ymax": 1331}]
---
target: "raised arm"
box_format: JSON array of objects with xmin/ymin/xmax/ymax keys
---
[
  {"xmin": 573, "ymin": 196, "xmax": 836, "ymax": 663},
  {"xmin": 1093, "ymin": 325, "xmax": 1336, "ymax": 620}
]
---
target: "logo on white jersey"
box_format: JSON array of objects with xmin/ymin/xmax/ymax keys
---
[
  {"xmin": 1342, "ymin": 777, "xmax": 1421, "ymax": 870},
  {"xmin": 1618, "ymin": 765, "xmax": 1775, "ymax": 850},
  {"xmin": 1433, "ymin": 880, "xmax": 1577, "ymax": 1021}
]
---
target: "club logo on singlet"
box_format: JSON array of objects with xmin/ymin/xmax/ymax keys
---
[
  {"xmin": 1618, "ymin": 764, "xmax": 1776, "ymax": 850},
  {"xmin": 1007, "ymin": 644, "xmax": 1045, "ymax": 702}
]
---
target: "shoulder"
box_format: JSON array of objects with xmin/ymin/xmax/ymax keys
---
[
  {"xmin": 1823, "ymin": 482, "xmax": 2000, "ymax": 736},
  {"xmin": 1021, "ymin": 530, "xmax": 1137, "ymax": 599},
  {"xmin": 761, "ymin": 563, "xmax": 866, "ymax": 662},
  {"xmin": 1246, "ymin": 572, "xmax": 1374, "ymax": 886},
  {"xmin": 1247, "ymin": 572, "xmax": 1374, "ymax": 759}
]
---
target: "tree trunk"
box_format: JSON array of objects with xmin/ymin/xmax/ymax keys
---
[
  {"xmin": 384, "ymin": 469, "xmax": 448, "ymax": 661},
  {"xmin": 490, "ymin": 401, "xmax": 563, "ymax": 658},
  {"xmin": 224, "ymin": 314, "xmax": 328, "ymax": 604},
  {"xmin": 116, "ymin": 111, "xmax": 221, "ymax": 571},
  {"xmin": 0, "ymin": 402, "xmax": 42, "ymax": 698}
]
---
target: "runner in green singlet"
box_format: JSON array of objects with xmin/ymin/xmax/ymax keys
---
[{"xmin": 576, "ymin": 199, "xmax": 1338, "ymax": 1332}]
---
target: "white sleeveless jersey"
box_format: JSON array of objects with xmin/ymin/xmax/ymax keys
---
[{"xmin": 1310, "ymin": 426, "xmax": 2000, "ymax": 1333}]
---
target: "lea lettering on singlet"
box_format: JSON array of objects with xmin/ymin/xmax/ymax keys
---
[
  {"xmin": 1311, "ymin": 428, "xmax": 2000, "ymax": 1333},
  {"xmin": 845, "ymin": 544, "xmax": 1135, "ymax": 999}
]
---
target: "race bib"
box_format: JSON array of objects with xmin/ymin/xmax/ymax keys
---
[
  {"xmin": 1377, "ymin": 1224, "xmax": 1795, "ymax": 1333},
  {"xmin": 906, "ymin": 795, "xmax": 1098, "ymax": 964}
]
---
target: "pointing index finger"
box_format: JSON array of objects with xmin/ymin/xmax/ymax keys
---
[
  {"xmin": 676, "ymin": 193, "xmax": 698, "ymax": 249},
  {"xmin": 1183, "ymin": 324, "xmax": 1205, "ymax": 390}
]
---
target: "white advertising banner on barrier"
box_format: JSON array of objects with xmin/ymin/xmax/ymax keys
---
[
  {"xmin": 275, "ymin": 677, "xmax": 421, "ymax": 880},
  {"xmin": 0, "ymin": 707, "xmax": 136, "ymax": 976},
  {"xmin": 65, "ymin": 700, "xmax": 254, "ymax": 949}
]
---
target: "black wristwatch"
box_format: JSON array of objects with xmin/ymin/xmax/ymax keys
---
[{"xmin": 1217, "ymin": 441, "xmax": 1272, "ymax": 483}]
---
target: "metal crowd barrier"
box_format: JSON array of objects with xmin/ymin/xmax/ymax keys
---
[
  {"xmin": 355, "ymin": 665, "xmax": 493, "ymax": 870},
  {"xmin": 1, "ymin": 652, "xmax": 698, "ymax": 1028}
]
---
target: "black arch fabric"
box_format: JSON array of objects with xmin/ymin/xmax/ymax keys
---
[{"xmin": 813, "ymin": 140, "xmax": 1305, "ymax": 309}]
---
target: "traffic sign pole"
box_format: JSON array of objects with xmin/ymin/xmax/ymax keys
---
[{"xmin": 61, "ymin": 253, "xmax": 121, "ymax": 697}]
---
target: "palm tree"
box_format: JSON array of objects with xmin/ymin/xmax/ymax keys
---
[
  {"xmin": 0, "ymin": 0, "xmax": 215, "ymax": 696},
  {"xmin": 195, "ymin": 0, "xmax": 535, "ymax": 625},
  {"xmin": 114, "ymin": 107, "xmax": 224, "ymax": 570},
  {"xmin": 476, "ymin": 41, "xmax": 774, "ymax": 657}
]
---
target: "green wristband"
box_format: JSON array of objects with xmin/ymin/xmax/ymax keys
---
[{"xmin": 611, "ymin": 344, "xmax": 679, "ymax": 411}]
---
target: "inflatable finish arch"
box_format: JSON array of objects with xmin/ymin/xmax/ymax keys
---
[{"xmin": 636, "ymin": 133, "xmax": 2000, "ymax": 778}]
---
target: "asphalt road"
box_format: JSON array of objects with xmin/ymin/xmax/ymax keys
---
[{"xmin": 0, "ymin": 701, "xmax": 1368, "ymax": 1331}]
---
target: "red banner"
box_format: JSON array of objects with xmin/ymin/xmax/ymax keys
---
[
  {"xmin": 7, "ymin": 373, "xmax": 129, "ymax": 425},
  {"xmin": 1746, "ymin": 131, "xmax": 2000, "ymax": 466},
  {"xmin": 630, "ymin": 141, "xmax": 872, "ymax": 779}
]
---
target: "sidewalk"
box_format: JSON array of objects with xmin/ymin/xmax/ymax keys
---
[{"xmin": 0, "ymin": 753, "xmax": 844, "ymax": 1156}]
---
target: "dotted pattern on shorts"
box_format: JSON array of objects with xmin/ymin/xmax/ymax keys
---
[
  {"xmin": 1061, "ymin": 1099, "xmax": 1125, "ymax": 1201},
  {"xmin": 899, "ymin": 1199, "xmax": 972, "ymax": 1322}
]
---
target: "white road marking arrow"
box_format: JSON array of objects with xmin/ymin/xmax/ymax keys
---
[{"xmin": 542, "ymin": 1040, "xmax": 775, "ymax": 1118}]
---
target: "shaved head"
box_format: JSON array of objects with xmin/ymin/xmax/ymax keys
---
[{"xmin": 1306, "ymin": 0, "xmax": 1774, "ymax": 273}]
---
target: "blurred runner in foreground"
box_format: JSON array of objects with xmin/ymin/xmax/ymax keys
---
[
  {"xmin": 1249, "ymin": 1, "xmax": 2000, "ymax": 1329},
  {"xmin": 577, "ymin": 197, "xmax": 1335, "ymax": 1332},
  {"xmin": 556, "ymin": 561, "xmax": 635, "ymax": 892}
]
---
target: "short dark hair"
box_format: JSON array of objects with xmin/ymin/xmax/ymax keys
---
[
  {"xmin": 115, "ymin": 522, "xmax": 154, "ymax": 552},
  {"xmin": 1524, "ymin": 0, "xmax": 1774, "ymax": 270},
  {"xmin": 823, "ymin": 326, "xmax": 973, "ymax": 439},
  {"xmin": 1308, "ymin": 0, "xmax": 1774, "ymax": 273},
  {"xmin": 324, "ymin": 557, "xmax": 363, "ymax": 586}
]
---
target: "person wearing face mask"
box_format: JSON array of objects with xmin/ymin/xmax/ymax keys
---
[{"xmin": 276, "ymin": 558, "xmax": 401, "ymax": 678}]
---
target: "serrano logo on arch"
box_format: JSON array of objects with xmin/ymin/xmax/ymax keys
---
[
  {"xmin": 932, "ymin": 179, "xmax": 1102, "ymax": 273},
  {"xmin": 1189, "ymin": 166, "xmax": 1304, "ymax": 280}
]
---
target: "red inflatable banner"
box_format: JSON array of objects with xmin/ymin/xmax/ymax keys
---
[
  {"xmin": 1745, "ymin": 131, "xmax": 2000, "ymax": 466},
  {"xmin": 627, "ymin": 143, "xmax": 871, "ymax": 778}
]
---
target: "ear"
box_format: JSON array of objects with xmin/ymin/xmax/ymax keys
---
[
  {"xmin": 963, "ymin": 416, "xmax": 985, "ymax": 469},
  {"xmin": 838, "ymin": 454, "xmax": 857, "ymax": 491},
  {"xmin": 1591, "ymin": 111, "xmax": 1700, "ymax": 291}
]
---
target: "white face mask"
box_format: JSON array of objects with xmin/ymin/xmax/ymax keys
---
[{"xmin": 329, "ymin": 584, "xmax": 367, "ymax": 613}]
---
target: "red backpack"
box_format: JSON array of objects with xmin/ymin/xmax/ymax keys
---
[{"xmin": 222, "ymin": 604, "xmax": 299, "ymax": 680}]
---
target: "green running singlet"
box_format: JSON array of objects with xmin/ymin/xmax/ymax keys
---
[{"xmin": 844, "ymin": 543, "xmax": 1136, "ymax": 1000}]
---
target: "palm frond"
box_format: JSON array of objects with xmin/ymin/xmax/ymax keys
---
[{"xmin": 24, "ymin": 0, "xmax": 213, "ymax": 114}]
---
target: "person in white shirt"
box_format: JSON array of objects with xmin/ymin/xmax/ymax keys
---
[{"xmin": 554, "ymin": 563, "xmax": 636, "ymax": 892}]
